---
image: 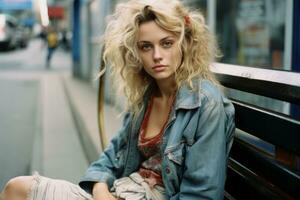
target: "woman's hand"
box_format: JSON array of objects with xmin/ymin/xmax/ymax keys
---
[{"xmin": 92, "ymin": 182, "xmax": 117, "ymax": 200}]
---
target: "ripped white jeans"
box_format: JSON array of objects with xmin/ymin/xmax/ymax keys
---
[{"xmin": 27, "ymin": 172, "xmax": 166, "ymax": 200}]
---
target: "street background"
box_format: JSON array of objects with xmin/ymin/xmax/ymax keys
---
[{"xmin": 0, "ymin": 0, "xmax": 299, "ymax": 191}]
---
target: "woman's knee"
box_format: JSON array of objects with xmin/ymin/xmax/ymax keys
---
[{"xmin": 2, "ymin": 176, "xmax": 34, "ymax": 199}]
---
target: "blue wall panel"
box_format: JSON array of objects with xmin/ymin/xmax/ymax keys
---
[
  {"xmin": 292, "ymin": 0, "xmax": 300, "ymax": 72},
  {"xmin": 0, "ymin": 0, "xmax": 32, "ymax": 10},
  {"xmin": 72, "ymin": 0, "xmax": 81, "ymax": 77},
  {"xmin": 291, "ymin": 0, "xmax": 300, "ymax": 120}
]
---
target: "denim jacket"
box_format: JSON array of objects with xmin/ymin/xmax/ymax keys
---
[{"xmin": 79, "ymin": 79, "xmax": 235, "ymax": 200}]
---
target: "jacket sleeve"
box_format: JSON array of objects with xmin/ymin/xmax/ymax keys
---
[
  {"xmin": 173, "ymin": 101, "xmax": 234, "ymax": 200},
  {"xmin": 78, "ymin": 112, "xmax": 132, "ymax": 194}
]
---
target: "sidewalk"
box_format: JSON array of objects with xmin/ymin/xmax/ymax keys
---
[
  {"xmin": 62, "ymin": 72, "xmax": 122, "ymax": 163},
  {"xmin": 37, "ymin": 70, "xmax": 122, "ymax": 181},
  {"xmin": 39, "ymin": 73, "xmax": 89, "ymax": 183},
  {"xmin": 62, "ymin": 73, "xmax": 101, "ymax": 162}
]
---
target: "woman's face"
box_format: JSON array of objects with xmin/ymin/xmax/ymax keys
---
[{"xmin": 137, "ymin": 21, "xmax": 182, "ymax": 81}]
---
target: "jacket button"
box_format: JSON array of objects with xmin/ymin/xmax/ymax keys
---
[{"xmin": 166, "ymin": 167, "xmax": 171, "ymax": 174}]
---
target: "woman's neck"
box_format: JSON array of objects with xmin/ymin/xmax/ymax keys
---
[{"xmin": 155, "ymin": 77, "xmax": 177, "ymax": 100}]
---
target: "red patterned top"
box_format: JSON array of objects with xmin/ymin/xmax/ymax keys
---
[{"xmin": 138, "ymin": 95, "xmax": 174, "ymax": 187}]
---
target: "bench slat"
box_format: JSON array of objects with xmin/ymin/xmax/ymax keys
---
[
  {"xmin": 215, "ymin": 74, "xmax": 300, "ymax": 105},
  {"xmin": 229, "ymin": 138, "xmax": 300, "ymax": 199},
  {"xmin": 211, "ymin": 63, "xmax": 300, "ymax": 105},
  {"xmin": 233, "ymin": 100, "xmax": 300, "ymax": 155},
  {"xmin": 225, "ymin": 160, "xmax": 292, "ymax": 200}
]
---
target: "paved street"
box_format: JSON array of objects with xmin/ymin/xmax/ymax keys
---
[
  {"xmin": 0, "ymin": 79, "xmax": 39, "ymax": 190},
  {"xmin": 0, "ymin": 39, "xmax": 88, "ymax": 190}
]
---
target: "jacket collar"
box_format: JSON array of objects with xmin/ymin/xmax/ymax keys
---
[
  {"xmin": 144, "ymin": 79, "xmax": 203, "ymax": 111},
  {"xmin": 175, "ymin": 80, "xmax": 202, "ymax": 110}
]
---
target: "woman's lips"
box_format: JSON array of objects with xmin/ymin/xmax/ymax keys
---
[{"xmin": 152, "ymin": 65, "xmax": 166, "ymax": 72}]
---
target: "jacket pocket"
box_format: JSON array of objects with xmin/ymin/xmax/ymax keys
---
[{"xmin": 165, "ymin": 142, "xmax": 186, "ymax": 165}]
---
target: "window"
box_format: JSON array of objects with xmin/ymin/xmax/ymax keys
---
[{"xmin": 216, "ymin": 0, "xmax": 291, "ymax": 70}]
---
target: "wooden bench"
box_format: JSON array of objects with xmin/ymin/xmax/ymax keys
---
[
  {"xmin": 212, "ymin": 63, "xmax": 300, "ymax": 200},
  {"xmin": 97, "ymin": 61, "xmax": 300, "ymax": 199}
]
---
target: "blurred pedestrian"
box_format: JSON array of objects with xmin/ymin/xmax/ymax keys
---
[
  {"xmin": 38, "ymin": 28, "xmax": 47, "ymax": 42},
  {"xmin": 0, "ymin": 0, "xmax": 235, "ymax": 200},
  {"xmin": 46, "ymin": 27, "xmax": 58, "ymax": 69},
  {"xmin": 61, "ymin": 29, "xmax": 70, "ymax": 51}
]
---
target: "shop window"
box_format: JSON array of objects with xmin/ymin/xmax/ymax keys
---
[
  {"xmin": 214, "ymin": 0, "xmax": 299, "ymax": 118},
  {"xmin": 216, "ymin": 0, "xmax": 289, "ymax": 70}
]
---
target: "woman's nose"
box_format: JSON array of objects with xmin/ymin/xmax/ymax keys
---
[{"xmin": 153, "ymin": 47, "xmax": 163, "ymax": 62}]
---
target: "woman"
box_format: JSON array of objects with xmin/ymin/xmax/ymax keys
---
[{"xmin": 1, "ymin": 0, "xmax": 235, "ymax": 199}]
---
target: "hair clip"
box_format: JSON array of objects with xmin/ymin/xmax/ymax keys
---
[{"xmin": 184, "ymin": 15, "xmax": 191, "ymax": 26}]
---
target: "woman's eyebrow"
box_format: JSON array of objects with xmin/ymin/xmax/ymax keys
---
[
  {"xmin": 160, "ymin": 36, "xmax": 175, "ymax": 41},
  {"xmin": 137, "ymin": 41, "xmax": 151, "ymax": 44},
  {"xmin": 138, "ymin": 36, "xmax": 176, "ymax": 44}
]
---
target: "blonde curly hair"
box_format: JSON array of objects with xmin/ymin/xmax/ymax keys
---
[{"xmin": 102, "ymin": 0, "xmax": 219, "ymax": 114}]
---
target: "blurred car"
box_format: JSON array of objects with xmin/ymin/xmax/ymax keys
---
[{"xmin": 0, "ymin": 14, "xmax": 19, "ymax": 50}]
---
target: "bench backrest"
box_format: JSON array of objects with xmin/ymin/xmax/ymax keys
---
[{"xmin": 211, "ymin": 63, "xmax": 300, "ymax": 200}]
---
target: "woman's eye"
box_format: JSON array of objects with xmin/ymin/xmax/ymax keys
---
[
  {"xmin": 139, "ymin": 44, "xmax": 152, "ymax": 51},
  {"xmin": 162, "ymin": 40, "xmax": 173, "ymax": 48}
]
